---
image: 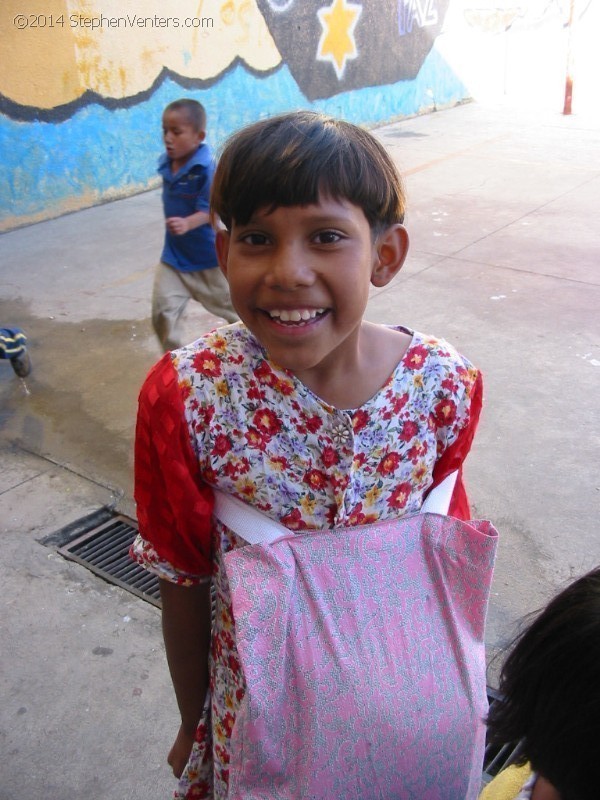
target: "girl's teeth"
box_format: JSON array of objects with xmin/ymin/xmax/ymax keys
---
[{"xmin": 270, "ymin": 309, "xmax": 324, "ymax": 323}]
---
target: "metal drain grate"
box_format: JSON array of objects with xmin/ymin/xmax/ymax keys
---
[
  {"xmin": 53, "ymin": 513, "xmax": 160, "ymax": 607},
  {"xmin": 482, "ymin": 687, "xmax": 525, "ymax": 785}
]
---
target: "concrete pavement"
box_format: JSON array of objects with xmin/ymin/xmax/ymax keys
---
[{"xmin": 1, "ymin": 101, "xmax": 599, "ymax": 799}]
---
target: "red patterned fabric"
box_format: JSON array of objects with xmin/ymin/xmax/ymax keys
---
[
  {"xmin": 430, "ymin": 370, "xmax": 484, "ymax": 520},
  {"xmin": 133, "ymin": 331, "xmax": 482, "ymax": 577},
  {"xmin": 132, "ymin": 325, "xmax": 485, "ymax": 799},
  {"xmin": 134, "ymin": 354, "xmax": 214, "ymax": 575}
]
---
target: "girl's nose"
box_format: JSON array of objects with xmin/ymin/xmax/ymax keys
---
[{"xmin": 265, "ymin": 245, "xmax": 314, "ymax": 289}]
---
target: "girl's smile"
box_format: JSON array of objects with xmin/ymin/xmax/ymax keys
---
[{"xmin": 267, "ymin": 308, "xmax": 326, "ymax": 324}]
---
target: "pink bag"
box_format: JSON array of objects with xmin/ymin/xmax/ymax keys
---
[{"xmin": 216, "ymin": 492, "xmax": 497, "ymax": 800}]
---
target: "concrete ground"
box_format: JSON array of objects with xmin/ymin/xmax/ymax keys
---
[{"xmin": 1, "ymin": 101, "xmax": 599, "ymax": 799}]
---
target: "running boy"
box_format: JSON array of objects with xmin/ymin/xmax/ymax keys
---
[
  {"xmin": 152, "ymin": 98, "xmax": 237, "ymax": 351},
  {"xmin": 133, "ymin": 111, "xmax": 485, "ymax": 798}
]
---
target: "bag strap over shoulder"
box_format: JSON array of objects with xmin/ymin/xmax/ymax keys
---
[
  {"xmin": 213, "ymin": 488, "xmax": 287, "ymax": 546},
  {"xmin": 420, "ymin": 471, "xmax": 457, "ymax": 515},
  {"xmin": 213, "ymin": 470, "xmax": 457, "ymax": 547}
]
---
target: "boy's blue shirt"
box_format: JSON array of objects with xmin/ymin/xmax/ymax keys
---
[{"xmin": 158, "ymin": 142, "xmax": 217, "ymax": 272}]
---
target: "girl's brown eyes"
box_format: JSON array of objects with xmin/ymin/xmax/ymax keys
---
[
  {"xmin": 237, "ymin": 230, "xmax": 344, "ymax": 246},
  {"xmin": 314, "ymin": 231, "xmax": 342, "ymax": 244}
]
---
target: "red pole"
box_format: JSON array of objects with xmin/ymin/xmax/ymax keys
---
[{"xmin": 563, "ymin": 0, "xmax": 576, "ymax": 115}]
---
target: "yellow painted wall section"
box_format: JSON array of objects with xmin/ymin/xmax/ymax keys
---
[
  {"xmin": 1, "ymin": 0, "xmax": 280, "ymax": 108},
  {"xmin": 0, "ymin": 0, "xmax": 83, "ymax": 108}
]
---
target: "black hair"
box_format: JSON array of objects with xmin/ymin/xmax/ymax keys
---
[
  {"xmin": 210, "ymin": 111, "xmax": 406, "ymax": 233},
  {"xmin": 486, "ymin": 566, "xmax": 600, "ymax": 800},
  {"xmin": 163, "ymin": 99, "xmax": 206, "ymax": 132}
]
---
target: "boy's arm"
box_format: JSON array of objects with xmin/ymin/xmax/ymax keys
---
[
  {"xmin": 166, "ymin": 210, "xmax": 210, "ymax": 236},
  {"xmin": 160, "ymin": 578, "xmax": 212, "ymax": 778}
]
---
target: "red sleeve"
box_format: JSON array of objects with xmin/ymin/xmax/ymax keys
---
[
  {"xmin": 428, "ymin": 370, "xmax": 483, "ymax": 520},
  {"xmin": 134, "ymin": 354, "xmax": 214, "ymax": 575}
]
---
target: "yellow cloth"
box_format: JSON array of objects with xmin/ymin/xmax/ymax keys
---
[{"xmin": 479, "ymin": 763, "xmax": 533, "ymax": 800}]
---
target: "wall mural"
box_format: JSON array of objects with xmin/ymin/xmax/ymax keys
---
[
  {"xmin": 0, "ymin": 0, "xmax": 461, "ymax": 230},
  {"xmin": 0, "ymin": 0, "xmax": 282, "ymax": 120},
  {"xmin": 256, "ymin": 0, "xmax": 449, "ymax": 100}
]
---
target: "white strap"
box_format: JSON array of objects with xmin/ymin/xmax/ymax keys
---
[
  {"xmin": 420, "ymin": 470, "xmax": 457, "ymax": 515},
  {"xmin": 213, "ymin": 488, "xmax": 288, "ymax": 546},
  {"xmin": 214, "ymin": 470, "xmax": 457, "ymax": 546}
]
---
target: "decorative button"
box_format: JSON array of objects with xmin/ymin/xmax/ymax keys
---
[{"xmin": 331, "ymin": 420, "xmax": 352, "ymax": 446}]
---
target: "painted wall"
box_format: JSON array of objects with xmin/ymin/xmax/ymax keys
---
[{"xmin": 0, "ymin": 0, "xmax": 469, "ymax": 231}]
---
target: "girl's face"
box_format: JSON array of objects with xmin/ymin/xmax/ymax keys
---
[{"xmin": 216, "ymin": 196, "xmax": 407, "ymax": 392}]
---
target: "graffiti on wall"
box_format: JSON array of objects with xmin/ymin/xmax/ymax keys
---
[
  {"xmin": 1, "ymin": 0, "xmax": 449, "ymax": 117},
  {"xmin": 256, "ymin": 0, "xmax": 449, "ymax": 100},
  {"xmin": 0, "ymin": 0, "xmax": 458, "ymax": 229},
  {"xmin": 0, "ymin": 0, "xmax": 282, "ymax": 120}
]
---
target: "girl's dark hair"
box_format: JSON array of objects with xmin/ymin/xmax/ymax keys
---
[
  {"xmin": 210, "ymin": 111, "xmax": 406, "ymax": 233},
  {"xmin": 486, "ymin": 566, "xmax": 600, "ymax": 800},
  {"xmin": 164, "ymin": 99, "xmax": 206, "ymax": 132}
]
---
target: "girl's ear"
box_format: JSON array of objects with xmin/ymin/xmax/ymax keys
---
[
  {"xmin": 371, "ymin": 224, "xmax": 409, "ymax": 287},
  {"xmin": 215, "ymin": 229, "xmax": 231, "ymax": 278}
]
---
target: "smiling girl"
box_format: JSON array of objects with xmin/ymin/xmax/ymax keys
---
[{"xmin": 132, "ymin": 111, "xmax": 485, "ymax": 799}]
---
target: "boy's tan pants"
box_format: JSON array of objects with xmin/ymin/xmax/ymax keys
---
[{"xmin": 152, "ymin": 261, "xmax": 239, "ymax": 352}]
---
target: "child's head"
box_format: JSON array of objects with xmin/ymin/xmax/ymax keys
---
[
  {"xmin": 210, "ymin": 111, "xmax": 406, "ymax": 236},
  {"xmin": 163, "ymin": 98, "xmax": 207, "ymax": 133},
  {"xmin": 211, "ymin": 111, "xmax": 410, "ymax": 392},
  {"xmin": 487, "ymin": 567, "xmax": 600, "ymax": 800},
  {"xmin": 162, "ymin": 99, "xmax": 206, "ymax": 168}
]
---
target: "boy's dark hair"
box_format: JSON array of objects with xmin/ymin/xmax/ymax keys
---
[
  {"xmin": 486, "ymin": 566, "xmax": 600, "ymax": 800},
  {"xmin": 164, "ymin": 99, "xmax": 206, "ymax": 132},
  {"xmin": 211, "ymin": 111, "xmax": 405, "ymax": 233}
]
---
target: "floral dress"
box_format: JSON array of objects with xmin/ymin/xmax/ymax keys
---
[{"xmin": 132, "ymin": 322, "xmax": 483, "ymax": 800}]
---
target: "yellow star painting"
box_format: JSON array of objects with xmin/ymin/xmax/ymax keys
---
[{"xmin": 316, "ymin": 0, "xmax": 362, "ymax": 79}]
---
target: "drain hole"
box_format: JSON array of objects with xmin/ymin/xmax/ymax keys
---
[{"xmin": 42, "ymin": 511, "xmax": 160, "ymax": 607}]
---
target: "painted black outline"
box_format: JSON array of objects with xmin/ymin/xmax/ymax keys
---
[{"xmin": 0, "ymin": 59, "xmax": 282, "ymax": 123}]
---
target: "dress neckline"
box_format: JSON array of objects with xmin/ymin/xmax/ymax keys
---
[{"xmin": 259, "ymin": 325, "xmax": 417, "ymax": 414}]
